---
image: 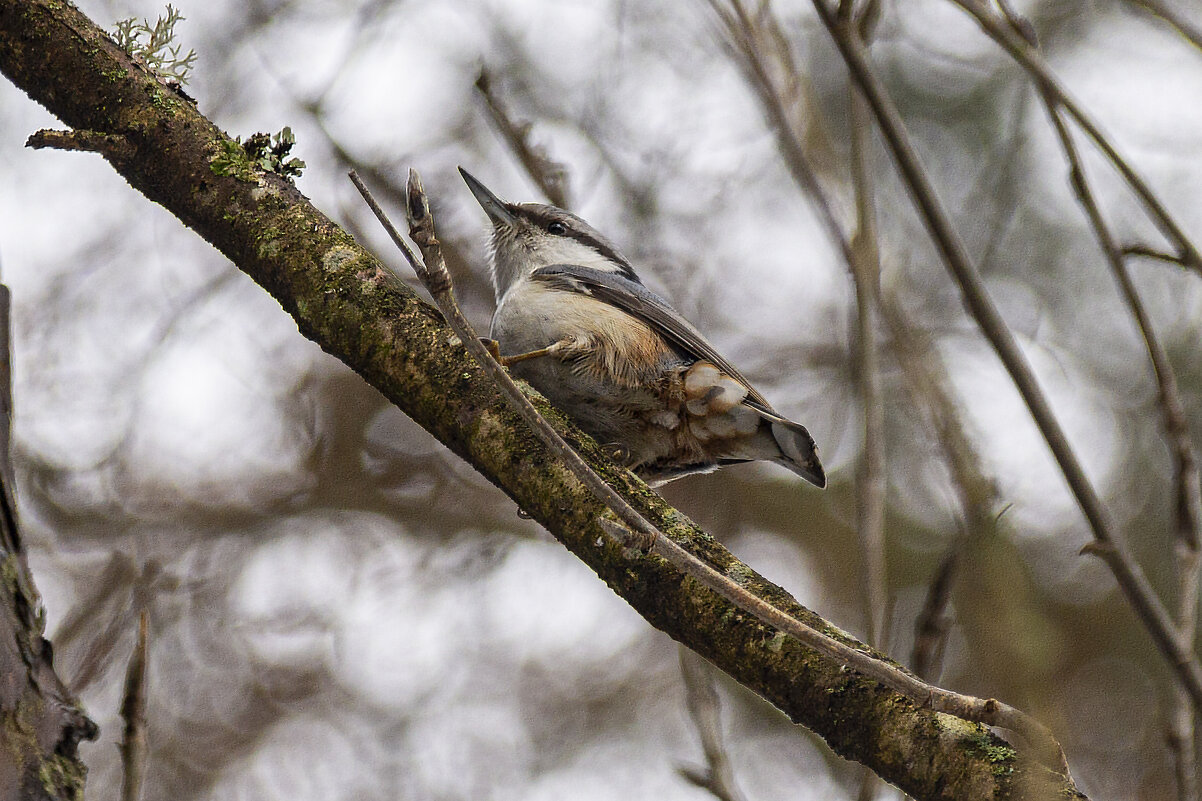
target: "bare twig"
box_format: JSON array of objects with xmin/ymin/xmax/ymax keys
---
[
  {"xmin": 849, "ymin": 85, "xmax": 888, "ymax": 654},
  {"xmin": 879, "ymin": 292, "xmax": 1005, "ymax": 680},
  {"xmin": 1015, "ymin": 0, "xmax": 1202, "ymax": 570},
  {"xmin": 711, "ymin": 0, "xmax": 890, "ymax": 656},
  {"xmin": 1124, "ymin": 0, "xmax": 1202, "ymax": 54},
  {"xmin": 1122, "ymin": 244, "xmax": 1194, "ymax": 267},
  {"xmin": 1172, "ymin": 712, "xmax": 1201, "ymax": 801},
  {"xmin": 1043, "ymin": 68, "xmax": 1201, "ymax": 801},
  {"xmin": 912, "ymin": 549, "xmax": 959, "ymax": 681},
  {"xmin": 849, "ymin": 77, "xmax": 890, "ymax": 801},
  {"xmin": 807, "ymin": 0, "xmax": 1202, "ymax": 709},
  {"xmin": 120, "ymin": 611, "xmax": 150, "ymax": 801},
  {"xmin": 948, "ymin": 0, "xmax": 1202, "ymax": 274},
  {"xmin": 475, "ymin": 69, "xmax": 571, "ymax": 208},
  {"xmin": 706, "ymin": 0, "xmax": 854, "ymax": 263},
  {"xmin": 26, "ymin": 128, "xmax": 133, "ymax": 160},
  {"xmin": 351, "ymin": 168, "xmax": 1070, "ymax": 774},
  {"xmin": 0, "ymin": 282, "xmax": 16, "ymax": 558},
  {"xmin": 851, "ymin": 114, "xmax": 887, "ymax": 801},
  {"xmin": 1170, "ymin": 693, "xmax": 1201, "ymax": 801},
  {"xmin": 678, "ymin": 649, "xmax": 748, "ymax": 801}
]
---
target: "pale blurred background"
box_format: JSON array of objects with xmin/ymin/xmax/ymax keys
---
[{"xmin": 2, "ymin": 0, "xmax": 1201, "ymax": 798}]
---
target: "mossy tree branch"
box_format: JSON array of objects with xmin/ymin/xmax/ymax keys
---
[{"xmin": 0, "ymin": 2, "xmax": 1083, "ymax": 798}]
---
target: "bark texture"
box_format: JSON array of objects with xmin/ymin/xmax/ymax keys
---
[
  {"xmin": 0, "ymin": 2, "xmax": 1083, "ymax": 798},
  {"xmin": 0, "ymin": 281, "xmax": 97, "ymax": 799}
]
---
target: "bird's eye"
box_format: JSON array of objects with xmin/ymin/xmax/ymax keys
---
[{"xmin": 547, "ymin": 222, "xmax": 567, "ymax": 235}]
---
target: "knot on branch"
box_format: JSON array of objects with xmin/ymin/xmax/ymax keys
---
[{"xmin": 26, "ymin": 129, "xmax": 134, "ymax": 161}]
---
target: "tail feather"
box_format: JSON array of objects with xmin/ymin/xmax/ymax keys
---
[
  {"xmin": 769, "ymin": 419, "xmax": 826, "ymax": 488},
  {"xmin": 714, "ymin": 404, "xmax": 826, "ymax": 488}
]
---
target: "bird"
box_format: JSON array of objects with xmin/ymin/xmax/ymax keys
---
[{"xmin": 459, "ymin": 167, "xmax": 825, "ymax": 489}]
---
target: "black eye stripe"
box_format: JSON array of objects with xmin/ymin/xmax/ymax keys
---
[{"xmin": 517, "ymin": 204, "xmax": 642, "ymax": 283}]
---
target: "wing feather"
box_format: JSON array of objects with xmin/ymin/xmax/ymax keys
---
[{"xmin": 531, "ymin": 264, "xmax": 774, "ymax": 409}]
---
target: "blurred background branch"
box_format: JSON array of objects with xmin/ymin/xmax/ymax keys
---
[{"xmin": 1124, "ymin": 0, "xmax": 1202, "ymax": 52}]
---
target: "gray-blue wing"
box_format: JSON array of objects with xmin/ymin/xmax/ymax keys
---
[
  {"xmin": 532, "ymin": 263, "xmax": 825, "ymax": 488},
  {"xmin": 530, "ymin": 264, "xmax": 773, "ymax": 410}
]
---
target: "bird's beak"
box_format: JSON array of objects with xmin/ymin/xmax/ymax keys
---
[{"xmin": 459, "ymin": 167, "xmax": 517, "ymax": 227}]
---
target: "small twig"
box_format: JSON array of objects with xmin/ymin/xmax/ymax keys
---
[
  {"xmin": 808, "ymin": 0, "xmax": 1202, "ymax": 710},
  {"xmin": 711, "ymin": 0, "xmax": 891, "ymax": 654},
  {"xmin": 474, "ymin": 69, "xmax": 571, "ymax": 208},
  {"xmin": 948, "ymin": 0, "xmax": 1202, "ymax": 274},
  {"xmin": 1011, "ymin": 0, "xmax": 1202, "ymax": 549},
  {"xmin": 0, "ymin": 282, "xmax": 17, "ymax": 559},
  {"xmin": 879, "ymin": 292, "xmax": 1004, "ymax": 681},
  {"xmin": 1124, "ymin": 0, "xmax": 1202, "ymax": 54},
  {"xmin": 677, "ymin": 648, "xmax": 748, "ymax": 801},
  {"xmin": 849, "ymin": 82, "xmax": 888, "ymax": 801},
  {"xmin": 706, "ymin": 0, "xmax": 854, "ymax": 266},
  {"xmin": 849, "ymin": 83, "xmax": 888, "ymax": 654},
  {"xmin": 26, "ymin": 128, "xmax": 134, "ymax": 160},
  {"xmin": 351, "ymin": 168, "xmax": 1069, "ymax": 773},
  {"xmin": 912, "ymin": 549, "xmax": 959, "ymax": 681},
  {"xmin": 1170, "ymin": 692, "xmax": 1201, "ymax": 801},
  {"xmin": 1121, "ymin": 243, "xmax": 1194, "ymax": 268},
  {"xmin": 120, "ymin": 611, "xmax": 150, "ymax": 801}
]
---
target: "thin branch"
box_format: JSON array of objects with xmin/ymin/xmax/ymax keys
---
[
  {"xmin": 807, "ymin": 0, "xmax": 1202, "ymax": 709},
  {"xmin": 120, "ymin": 611, "xmax": 150, "ymax": 801},
  {"xmin": 849, "ymin": 81, "xmax": 888, "ymax": 801},
  {"xmin": 712, "ymin": 0, "xmax": 890, "ymax": 656},
  {"xmin": 706, "ymin": 0, "xmax": 855, "ymax": 266},
  {"xmin": 1122, "ymin": 244, "xmax": 1193, "ymax": 267},
  {"xmin": 677, "ymin": 648, "xmax": 748, "ymax": 801},
  {"xmin": 948, "ymin": 0, "xmax": 1202, "ymax": 275},
  {"xmin": 474, "ymin": 69, "xmax": 571, "ymax": 208},
  {"xmin": 700, "ymin": 1, "xmax": 1076, "ymax": 774},
  {"xmin": 878, "ymin": 292, "xmax": 1005, "ymax": 680},
  {"xmin": 352, "ymin": 168, "xmax": 1070, "ymax": 775},
  {"xmin": 1018, "ymin": 1, "xmax": 1202, "ymax": 569},
  {"xmin": 26, "ymin": 128, "xmax": 133, "ymax": 160},
  {"xmin": 1124, "ymin": 0, "xmax": 1202, "ymax": 54},
  {"xmin": 912, "ymin": 549, "xmax": 959, "ymax": 681},
  {"xmin": 851, "ymin": 84, "xmax": 887, "ymax": 801},
  {"xmin": 1170, "ymin": 690, "xmax": 1202, "ymax": 801},
  {"xmin": 849, "ymin": 85, "xmax": 888, "ymax": 654}
]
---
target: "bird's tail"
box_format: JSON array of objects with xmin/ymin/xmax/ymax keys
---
[
  {"xmin": 767, "ymin": 418, "xmax": 826, "ymax": 488},
  {"xmin": 714, "ymin": 403, "xmax": 826, "ymax": 488}
]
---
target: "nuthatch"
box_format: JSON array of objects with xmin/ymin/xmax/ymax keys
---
[{"xmin": 459, "ymin": 168, "xmax": 825, "ymax": 489}]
